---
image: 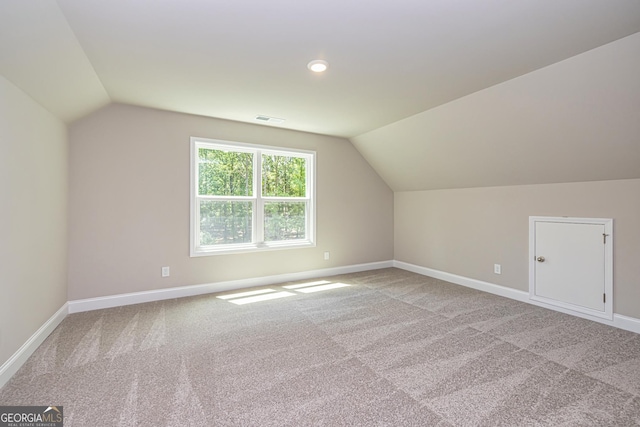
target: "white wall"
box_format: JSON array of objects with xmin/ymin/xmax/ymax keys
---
[
  {"xmin": 67, "ymin": 104, "xmax": 394, "ymax": 300},
  {"xmin": 0, "ymin": 75, "xmax": 68, "ymax": 367}
]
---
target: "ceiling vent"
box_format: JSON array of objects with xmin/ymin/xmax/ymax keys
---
[{"xmin": 255, "ymin": 115, "xmax": 285, "ymax": 124}]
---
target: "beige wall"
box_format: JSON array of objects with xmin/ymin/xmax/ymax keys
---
[
  {"xmin": 68, "ymin": 104, "xmax": 393, "ymax": 300},
  {"xmin": 351, "ymin": 32, "xmax": 640, "ymax": 191},
  {"xmin": 0, "ymin": 75, "xmax": 68, "ymax": 366},
  {"xmin": 395, "ymin": 179, "xmax": 640, "ymax": 318}
]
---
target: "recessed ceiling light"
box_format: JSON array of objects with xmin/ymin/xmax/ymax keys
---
[{"xmin": 307, "ymin": 60, "xmax": 328, "ymax": 73}]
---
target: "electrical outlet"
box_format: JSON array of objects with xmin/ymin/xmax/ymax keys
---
[
  {"xmin": 324, "ymin": 251, "xmax": 330, "ymax": 260},
  {"xmin": 494, "ymin": 264, "xmax": 501, "ymax": 275},
  {"xmin": 161, "ymin": 266, "xmax": 170, "ymax": 277}
]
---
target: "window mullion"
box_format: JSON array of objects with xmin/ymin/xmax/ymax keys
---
[
  {"xmin": 262, "ymin": 197, "xmax": 309, "ymax": 202},
  {"xmin": 255, "ymin": 150, "xmax": 264, "ymax": 244},
  {"xmin": 306, "ymin": 155, "xmax": 313, "ymax": 241},
  {"xmin": 198, "ymin": 195, "xmax": 255, "ymax": 201}
]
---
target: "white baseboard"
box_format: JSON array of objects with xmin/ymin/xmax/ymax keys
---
[
  {"xmin": 613, "ymin": 314, "xmax": 640, "ymax": 334},
  {"xmin": 393, "ymin": 261, "xmax": 530, "ymax": 302},
  {"xmin": 393, "ymin": 261, "xmax": 640, "ymax": 335},
  {"xmin": 68, "ymin": 260, "xmax": 394, "ymax": 313},
  {"xmin": 4, "ymin": 259, "xmax": 637, "ymax": 391},
  {"xmin": 0, "ymin": 303, "xmax": 68, "ymax": 389},
  {"xmin": 1, "ymin": 261, "xmax": 393, "ymax": 387}
]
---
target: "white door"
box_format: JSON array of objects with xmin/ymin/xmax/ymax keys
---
[{"xmin": 529, "ymin": 217, "xmax": 613, "ymax": 319}]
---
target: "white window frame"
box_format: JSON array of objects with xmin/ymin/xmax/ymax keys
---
[{"xmin": 190, "ymin": 137, "xmax": 316, "ymax": 256}]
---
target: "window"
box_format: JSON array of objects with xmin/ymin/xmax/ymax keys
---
[{"xmin": 190, "ymin": 137, "xmax": 315, "ymax": 256}]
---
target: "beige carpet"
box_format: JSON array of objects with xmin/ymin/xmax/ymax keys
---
[{"xmin": 2, "ymin": 268, "xmax": 640, "ymax": 426}]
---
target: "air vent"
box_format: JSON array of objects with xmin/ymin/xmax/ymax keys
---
[{"xmin": 255, "ymin": 115, "xmax": 285, "ymax": 124}]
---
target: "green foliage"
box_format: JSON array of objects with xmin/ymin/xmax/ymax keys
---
[
  {"xmin": 264, "ymin": 202, "xmax": 306, "ymax": 241},
  {"xmin": 198, "ymin": 148, "xmax": 253, "ymax": 196},
  {"xmin": 200, "ymin": 200, "xmax": 252, "ymax": 245},
  {"xmin": 197, "ymin": 147, "xmax": 309, "ymax": 245},
  {"xmin": 262, "ymin": 154, "xmax": 306, "ymax": 197}
]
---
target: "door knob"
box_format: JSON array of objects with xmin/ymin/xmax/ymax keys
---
[{"xmin": 536, "ymin": 256, "xmax": 545, "ymax": 262}]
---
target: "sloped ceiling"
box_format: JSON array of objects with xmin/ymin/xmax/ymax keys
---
[
  {"xmin": 0, "ymin": 1, "xmax": 109, "ymax": 122},
  {"xmin": 352, "ymin": 32, "xmax": 640, "ymax": 191},
  {"xmin": 1, "ymin": 1, "xmax": 639, "ymax": 190}
]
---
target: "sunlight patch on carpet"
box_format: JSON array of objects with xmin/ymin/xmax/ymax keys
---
[
  {"xmin": 217, "ymin": 289, "xmax": 277, "ymax": 300},
  {"xmin": 295, "ymin": 283, "xmax": 351, "ymax": 293},
  {"xmin": 283, "ymin": 280, "xmax": 331, "ymax": 289},
  {"xmin": 228, "ymin": 291, "xmax": 296, "ymax": 305}
]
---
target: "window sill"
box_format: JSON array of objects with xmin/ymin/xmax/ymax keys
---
[{"xmin": 190, "ymin": 240, "xmax": 316, "ymax": 257}]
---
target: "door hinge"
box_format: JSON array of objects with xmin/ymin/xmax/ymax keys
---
[
  {"xmin": 603, "ymin": 233, "xmax": 609, "ymax": 244},
  {"xmin": 603, "ymin": 293, "xmax": 606, "ymax": 303}
]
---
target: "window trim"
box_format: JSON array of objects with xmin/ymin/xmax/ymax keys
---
[{"xmin": 190, "ymin": 137, "xmax": 316, "ymax": 256}]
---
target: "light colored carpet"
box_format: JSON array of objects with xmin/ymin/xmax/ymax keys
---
[{"xmin": 2, "ymin": 268, "xmax": 640, "ymax": 426}]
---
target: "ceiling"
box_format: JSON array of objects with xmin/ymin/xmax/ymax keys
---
[{"xmin": 1, "ymin": 1, "xmax": 640, "ymax": 138}]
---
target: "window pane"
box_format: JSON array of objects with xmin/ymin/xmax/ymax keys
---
[
  {"xmin": 264, "ymin": 202, "xmax": 306, "ymax": 241},
  {"xmin": 199, "ymin": 200, "xmax": 252, "ymax": 245},
  {"xmin": 199, "ymin": 148, "xmax": 253, "ymax": 196},
  {"xmin": 262, "ymin": 154, "xmax": 306, "ymax": 197}
]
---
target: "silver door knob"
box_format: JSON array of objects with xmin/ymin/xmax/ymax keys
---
[{"xmin": 536, "ymin": 256, "xmax": 545, "ymax": 262}]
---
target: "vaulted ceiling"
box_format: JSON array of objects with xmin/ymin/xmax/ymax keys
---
[
  {"xmin": 1, "ymin": 1, "xmax": 639, "ymax": 190},
  {"xmin": 1, "ymin": 1, "xmax": 639, "ymax": 137}
]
